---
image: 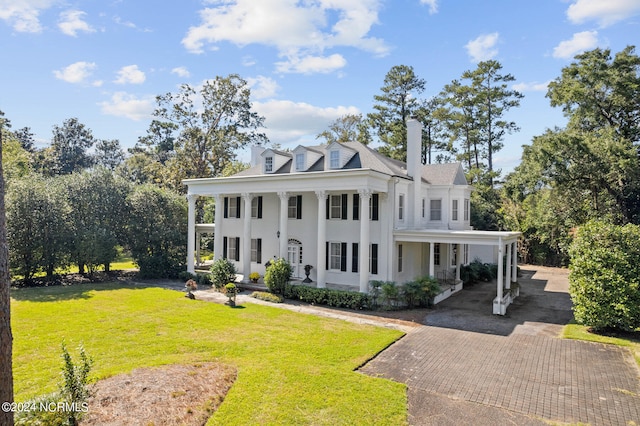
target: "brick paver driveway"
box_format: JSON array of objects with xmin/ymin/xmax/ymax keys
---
[{"xmin": 360, "ymin": 266, "xmax": 640, "ymax": 425}]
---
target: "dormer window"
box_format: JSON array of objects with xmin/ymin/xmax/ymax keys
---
[
  {"xmin": 265, "ymin": 156, "xmax": 273, "ymax": 173},
  {"xmin": 295, "ymin": 153, "xmax": 305, "ymax": 171},
  {"xmin": 330, "ymin": 150, "xmax": 340, "ymax": 168}
]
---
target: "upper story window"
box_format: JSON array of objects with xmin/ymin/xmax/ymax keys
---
[
  {"xmin": 229, "ymin": 197, "xmax": 239, "ymax": 218},
  {"xmin": 329, "ymin": 194, "xmax": 342, "ymax": 219},
  {"xmin": 398, "ymin": 194, "xmax": 404, "ymax": 221},
  {"xmin": 288, "ymin": 195, "xmax": 302, "ymax": 219},
  {"xmin": 251, "ymin": 196, "xmax": 262, "ymax": 219},
  {"xmin": 265, "ymin": 156, "xmax": 273, "ymax": 172},
  {"xmin": 464, "ymin": 198, "xmax": 470, "ymax": 221},
  {"xmin": 330, "ymin": 150, "xmax": 340, "ymax": 168},
  {"xmin": 452, "ymin": 199, "xmax": 459, "ymax": 221},
  {"xmin": 295, "ymin": 153, "xmax": 305, "ymax": 171},
  {"xmin": 430, "ymin": 199, "xmax": 442, "ymax": 221}
]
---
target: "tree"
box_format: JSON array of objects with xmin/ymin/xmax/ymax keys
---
[
  {"xmin": 94, "ymin": 139, "xmax": 125, "ymax": 170},
  {"xmin": 413, "ymin": 97, "xmax": 454, "ymax": 164},
  {"xmin": 316, "ymin": 113, "xmax": 371, "ymax": 145},
  {"xmin": 367, "ymin": 65, "xmax": 426, "ymax": 161},
  {"xmin": 2, "ymin": 131, "xmax": 31, "ymax": 181},
  {"xmin": 0, "ymin": 110, "xmax": 13, "ymax": 426},
  {"xmin": 13, "ymin": 127, "xmax": 35, "ymax": 152},
  {"xmin": 48, "ymin": 118, "xmax": 96, "ymax": 175}
]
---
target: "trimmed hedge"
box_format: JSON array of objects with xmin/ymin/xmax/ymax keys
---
[{"xmin": 284, "ymin": 284, "xmax": 371, "ymax": 310}]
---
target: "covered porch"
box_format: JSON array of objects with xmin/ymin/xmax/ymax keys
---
[{"xmin": 394, "ymin": 229, "xmax": 521, "ymax": 315}]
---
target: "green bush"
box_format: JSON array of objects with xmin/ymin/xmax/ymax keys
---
[
  {"xmin": 380, "ymin": 281, "xmax": 399, "ymax": 310},
  {"xmin": 569, "ymin": 220, "xmax": 640, "ymax": 332},
  {"xmin": 284, "ymin": 285, "xmax": 371, "ymax": 310},
  {"xmin": 250, "ymin": 291, "xmax": 284, "ymax": 303},
  {"xmin": 196, "ymin": 273, "xmax": 212, "ymax": 287},
  {"xmin": 264, "ymin": 258, "xmax": 292, "ymax": 295},
  {"xmin": 210, "ymin": 258, "xmax": 237, "ymax": 290}
]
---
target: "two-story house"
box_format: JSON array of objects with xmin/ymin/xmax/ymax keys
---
[{"xmin": 184, "ymin": 119, "xmax": 521, "ymax": 314}]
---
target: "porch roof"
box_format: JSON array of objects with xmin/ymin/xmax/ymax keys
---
[{"xmin": 394, "ymin": 228, "xmax": 521, "ymax": 246}]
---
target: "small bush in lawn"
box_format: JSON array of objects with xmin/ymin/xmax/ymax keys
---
[
  {"xmin": 264, "ymin": 258, "xmax": 292, "ymax": 295},
  {"xmin": 210, "ymin": 258, "xmax": 237, "ymax": 290},
  {"xmin": 250, "ymin": 291, "xmax": 283, "ymax": 303}
]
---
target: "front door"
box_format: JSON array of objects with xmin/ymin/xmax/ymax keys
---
[{"xmin": 287, "ymin": 239, "xmax": 302, "ymax": 278}]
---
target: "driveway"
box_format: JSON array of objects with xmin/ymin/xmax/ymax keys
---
[{"xmin": 360, "ymin": 265, "xmax": 640, "ymax": 425}]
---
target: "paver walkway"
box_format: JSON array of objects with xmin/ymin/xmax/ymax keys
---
[{"xmin": 360, "ymin": 266, "xmax": 640, "ymax": 425}]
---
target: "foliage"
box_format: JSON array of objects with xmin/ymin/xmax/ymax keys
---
[
  {"xmin": 46, "ymin": 118, "xmax": 96, "ymax": 176},
  {"xmin": 224, "ymin": 283, "xmax": 237, "ymax": 294},
  {"xmin": 250, "ymin": 291, "xmax": 283, "ymax": 303},
  {"xmin": 263, "ymin": 257, "xmax": 292, "ymax": 295},
  {"xmin": 249, "ymin": 272, "xmax": 260, "ymax": 281},
  {"xmin": 284, "ymin": 284, "xmax": 371, "ymax": 310},
  {"xmin": 210, "ymin": 258, "xmax": 237, "ymax": 290},
  {"xmin": 316, "ymin": 113, "xmax": 371, "ymax": 145},
  {"xmin": 460, "ymin": 259, "xmax": 498, "ymax": 285},
  {"xmin": 569, "ymin": 220, "xmax": 640, "ymax": 332},
  {"xmin": 125, "ymin": 185, "xmax": 187, "ymax": 278},
  {"xmin": 380, "ymin": 281, "xmax": 400, "ymax": 309},
  {"xmin": 94, "ymin": 139, "xmax": 125, "ymax": 170},
  {"xmin": 12, "ymin": 284, "xmax": 405, "ymax": 424},
  {"xmin": 1, "ymin": 130, "xmax": 32, "ymax": 181}
]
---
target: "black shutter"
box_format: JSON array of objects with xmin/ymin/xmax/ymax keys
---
[
  {"xmin": 223, "ymin": 237, "xmax": 228, "ymax": 259},
  {"xmin": 353, "ymin": 194, "xmax": 359, "ymax": 220},
  {"xmin": 236, "ymin": 196, "xmax": 241, "ymax": 218},
  {"xmin": 325, "ymin": 241, "xmax": 329, "ymax": 270},
  {"xmin": 340, "ymin": 242, "xmax": 347, "ymax": 271},
  {"xmin": 296, "ymin": 195, "xmax": 302, "ymax": 219},
  {"xmin": 224, "ymin": 197, "xmax": 229, "ymax": 218},
  {"xmin": 235, "ymin": 237, "xmax": 240, "ymax": 261},
  {"xmin": 257, "ymin": 196, "xmax": 263, "ymax": 219},
  {"xmin": 341, "ymin": 194, "xmax": 348, "ymax": 220},
  {"xmin": 371, "ymin": 244, "xmax": 378, "ymax": 274},
  {"xmin": 257, "ymin": 239, "xmax": 262, "ymax": 264},
  {"xmin": 352, "ymin": 243, "xmax": 359, "ymax": 273},
  {"xmin": 326, "ymin": 195, "xmax": 330, "ymax": 219},
  {"xmin": 372, "ymin": 193, "xmax": 379, "ymax": 221}
]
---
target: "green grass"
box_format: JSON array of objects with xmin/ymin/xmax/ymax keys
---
[
  {"xmin": 563, "ymin": 322, "xmax": 640, "ymax": 367},
  {"xmin": 11, "ymin": 283, "xmax": 406, "ymax": 425}
]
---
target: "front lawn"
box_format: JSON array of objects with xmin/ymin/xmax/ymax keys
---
[{"xmin": 11, "ymin": 283, "xmax": 406, "ymax": 425}]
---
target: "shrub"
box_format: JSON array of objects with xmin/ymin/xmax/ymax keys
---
[
  {"xmin": 251, "ymin": 291, "xmax": 284, "ymax": 303},
  {"xmin": 196, "ymin": 273, "xmax": 212, "ymax": 287},
  {"xmin": 284, "ymin": 285, "xmax": 371, "ymax": 310},
  {"xmin": 178, "ymin": 271, "xmax": 197, "ymax": 281},
  {"xmin": 210, "ymin": 258, "xmax": 237, "ymax": 290},
  {"xmin": 249, "ymin": 272, "xmax": 260, "ymax": 282},
  {"xmin": 369, "ymin": 280, "xmax": 383, "ymax": 308},
  {"xmin": 415, "ymin": 275, "xmax": 441, "ymax": 307},
  {"xmin": 264, "ymin": 258, "xmax": 292, "ymax": 295},
  {"xmin": 380, "ymin": 281, "xmax": 399, "ymax": 310},
  {"xmin": 569, "ymin": 220, "xmax": 640, "ymax": 332}
]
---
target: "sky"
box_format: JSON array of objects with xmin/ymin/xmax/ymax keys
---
[{"xmin": 1, "ymin": 0, "xmax": 639, "ymax": 177}]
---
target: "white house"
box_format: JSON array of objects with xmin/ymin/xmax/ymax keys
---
[{"xmin": 184, "ymin": 120, "xmax": 521, "ymax": 314}]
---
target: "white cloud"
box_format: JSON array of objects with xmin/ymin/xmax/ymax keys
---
[
  {"xmin": 512, "ymin": 81, "xmax": 551, "ymax": 92},
  {"xmin": 0, "ymin": 0, "xmax": 57, "ymax": 33},
  {"xmin": 53, "ymin": 61, "xmax": 101, "ymax": 85},
  {"xmin": 420, "ymin": 0, "xmax": 438, "ymax": 14},
  {"xmin": 253, "ymin": 99, "xmax": 360, "ymax": 146},
  {"xmin": 275, "ymin": 53, "xmax": 347, "ymax": 74},
  {"xmin": 99, "ymin": 92, "xmax": 155, "ymax": 121},
  {"xmin": 246, "ymin": 76, "xmax": 279, "ymax": 99},
  {"xmin": 553, "ymin": 31, "xmax": 599, "ymax": 59},
  {"xmin": 171, "ymin": 66, "xmax": 191, "ymax": 78},
  {"xmin": 567, "ymin": 0, "xmax": 640, "ymax": 27},
  {"xmin": 465, "ymin": 32, "xmax": 499, "ymax": 63},
  {"xmin": 58, "ymin": 9, "xmax": 94, "ymax": 36},
  {"xmin": 182, "ymin": 0, "xmax": 388, "ymax": 74},
  {"xmin": 114, "ymin": 65, "xmax": 146, "ymax": 84}
]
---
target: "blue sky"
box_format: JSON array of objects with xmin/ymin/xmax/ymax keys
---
[{"xmin": 1, "ymin": 0, "xmax": 639, "ymax": 176}]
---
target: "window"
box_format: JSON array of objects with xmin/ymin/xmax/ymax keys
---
[
  {"xmin": 224, "ymin": 196, "xmax": 241, "ymax": 219},
  {"xmin": 251, "ymin": 196, "xmax": 262, "ymax": 219},
  {"xmin": 288, "ymin": 196, "xmax": 297, "ymax": 219},
  {"xmin": 330, "ymin": 195, "xmax": 342, "ymax": 219},
  {"xmin": 265, "ymin": 156, "xmax": 273, "ymax": 172},
  {"xmin": 452, "ymin": 199, "xmax": 459, "ymax": 221},
  {"xmin": 329, "ymin": 242, "xmax": 342, "ymax": 270},
  {"xmin": 464, "ymin": 198, "xmax": 470, "ymax": 221},
  {"xmin": 434, "ymin": 243, "xmax": 441, "ymax": 266},
  {"xmin": 422, "ymin": 198, "xmax": 425, "ymax": 218},
  {"xmin": 353, "ymin": 194, "xmax": 359, "ymax": 220},
  {"xmin": 223, "ymin": 237, "xmax": 240, "ymax": 261},
  {"xmin": 398, "ymin": 194, "xmax": 404, "ymax": 220},
  {"xmin": 295, "ymin": 153, "xmax": 305, "ymax": 171},
  {"xmin": 371, "ymin": 244, "xmax": 378, "ymax": 274},
  {"xmin": 251, "ymin": 238, "xmax": 262, "ymax": 263},
  {"xmin": 430, "ymin": 199, "xmax": 442, "ymax": 221},
  {"xmin": 398, "ymin": 244, "xmax": 403, "ymax": 272},
  {"xmin": 330, "ymin": 150, "xmax": 340, "ymax": 168},
  {"xmin": 370, "ymin": 194, "xmax": 379, "ymax": 221},
  {"xmin": 352, "ymin": 243, "xmax": 359, "ymax": 272}
]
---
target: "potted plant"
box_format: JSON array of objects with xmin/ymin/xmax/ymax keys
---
[
  {"xmin": 225, "ymin": 282, "xmax": 237, "ymax": 306},
  {"xmin": 249, "ymin": 272, "xmax": 260, "ymax": 283},
  {"xmin": 185, "ymin": 279, "xmax": 197, "ymax": 299},
  {"xmin": 303, "ymin": 264, "xmax": 313, "ymax": 283}
]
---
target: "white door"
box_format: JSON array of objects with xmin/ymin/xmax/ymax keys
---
[{"xmin": 287, "ymin": 240, "xmax": 302, "ymax": 278}]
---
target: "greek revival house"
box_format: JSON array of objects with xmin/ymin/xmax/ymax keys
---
[{"xmin": 184, "ymin": 120, "xmax": 521, "ymax": 314}]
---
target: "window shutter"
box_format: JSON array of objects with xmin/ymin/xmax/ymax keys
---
[
  {"xmin": 325, "ymin": 241, "xmax": 329, "ymax": 270},
  {"xmin": 341, "ymin": 194, "xmax": 348, "ymax": 220},
  {"xmin": 326, "ymin": 195, "xmax": 330, "ymax": 219},
  {"xmin": 352, "ymin": 243, "xmax": 359, "ymax": 273},
  {"xmin": 235, "ymin": 237, "xmax": 240, "ymax": 261},
  {"xmin": 372, "ymin": 194, "xmax": 379, "ymax": 221},
  {"xmin": 236, "ymin": 197, "xmax": 241, "ymax": 218},
  {"xmin": 257, "ymin": 238, "xmax": 262, "ymax": 264},
  {"xmin": 223, "ymin": 237, "xmax": 228, "ymax": 259},
  {"xmin": 257, "ymin": 196, "xmax": 263, "ymax": 219},
  {"xmin": 223, "ymin": 197, "xmax": 229, "ymax": 218},
  {"xmin": 296, "ymin": 195, "xmax": 302, "ymax": 220},
  {"xmin": 340, "ymin": 242, "xmax": 347, "ymax": 271},
  {"xmin": 371, "ymin": 244, "xmax": 378, "ymax": 274},
  {"xmin": 353, "ymin": 194, "xmax": 359, "ymax": 220}
]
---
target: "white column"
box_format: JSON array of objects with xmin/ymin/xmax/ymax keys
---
[
  {"xmin": 497, "ymin": 238, "xmax": 504, "ymax": 303},
  {"xmin": 278, "ymin": 192, "xmax": 289, "ymax": 259},
  {"xmin": 187, "ymin": 194, "xmax": 197, "ymax": 274},
  {"xmin": 456, "ymin": 243, "xmax": 462, "ymax": 282},
  {"xmin": 316, "ymin": 190, "xmax": 327, "ymax": 288},
  {"xmin": 429, "ymin": 242, "xmax": 435, "ymax": 277},
  {"xmin": 213, "ymin": 194, "xmax": 224, "ymax": 261},
  {"xmin": 505, "ymin": 241, "xmax": 512, "ymax": 290},
  {"xmin": 358, "ymin": 189, "xmax": 371, "ymax": 293},
  {"xmin": 242, "ymin": 193, "xmax": 253, "ymax": 282},
  {"xmin": 511, "ymin": 241, "xmax": 518, "ymax": 283}
]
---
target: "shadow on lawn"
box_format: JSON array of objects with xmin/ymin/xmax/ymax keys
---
[{"xmin": 10, "ymin": 280, "xmax": 178, "ymax": 302}]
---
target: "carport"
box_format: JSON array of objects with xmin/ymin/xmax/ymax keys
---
[{"xmin": 394, "ymin": 229, "xmax": 521, "ymax": 315}]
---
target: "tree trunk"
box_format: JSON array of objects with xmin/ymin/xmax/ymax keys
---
[{"xmin": 0, "ymin": 123, "xmax": 15, "ymax": 425}]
